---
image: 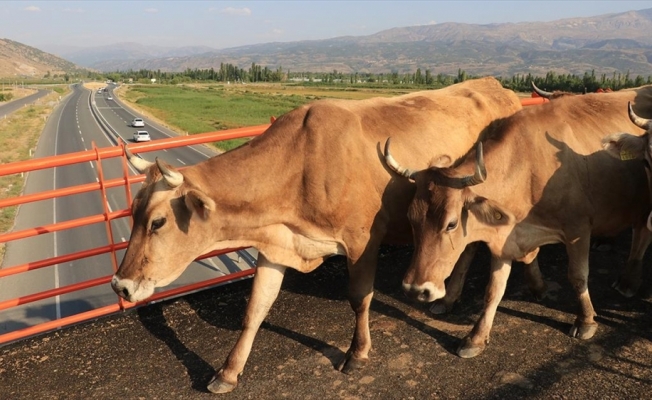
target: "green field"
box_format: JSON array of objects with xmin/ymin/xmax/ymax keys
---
[{"xmin": 121, "ymin": 83, "xmax": 415, "ymax": 151}]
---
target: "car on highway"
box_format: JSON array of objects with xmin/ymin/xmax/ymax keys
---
[
  {"xmin": 107, "ymin": 96, "xmax": 113, "ymax": 100},
  {"xmin": 131, "ymin": 118, "xmax": 145, "ymax": 127},
  {"xmin": 133, "ymin": 130, "xmax": 151, "ymax": 142}
]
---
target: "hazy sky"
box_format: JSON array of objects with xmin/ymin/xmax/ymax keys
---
[{"xmin": 3, "ymin": 1, "xmax": 652, "ymax": 50}]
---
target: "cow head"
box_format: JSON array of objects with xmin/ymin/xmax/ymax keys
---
[
  {"xmin": 111, "ymin": 152, "xmax": 217, "ymax": 302},
  {"xmin": 385, "ymin": 139, "xmax": 498, "ymax": 302},
  {"xmin": 602, "ymin": 102, "xmax": 652, "ymax": 229}
]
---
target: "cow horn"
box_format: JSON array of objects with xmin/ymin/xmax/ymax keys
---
[
  {"xmin": 155, "ymin": 158, "xmax": 184, "ymax": 188},
  {"xmin": 384, "ymin": 138, "xmax": 418, "ymax": 180},
  {"xmin": 125, "ymin": 147, "xmax": 155, "ymax": 172},
  {"xmin": 531, "ymin": 81, "xmax": 553, "ymax": 99},
  {"xmin": 459, "ymin": 142, "xmax": 487, "ymax": 187},
  {"xmin": 628, "ymin": 102, "xmax": 652, "ymax": 131}
]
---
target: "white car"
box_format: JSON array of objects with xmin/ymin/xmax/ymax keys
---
[
  {"xmin": 133, "ymin": 130, "xmax": 151, "ymax": 142},
  {"xmin": 107, "ymin": 96, "xmax": 113, "ymax": 100},
  {"xmin": 131, "ymin": 118, "xmax": 145, "ymax": 127}
]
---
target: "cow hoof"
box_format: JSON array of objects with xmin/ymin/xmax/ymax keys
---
[
  {"xmin": 612, "ymin": 278, "xmax": 636, "ymax": 298},
  {"xmin": 569, "ymin": 322, "xmax": 598, "ymax": 340},
  {"xmin": 456, "ymin": 337, "xmax": 485, "ymax": 358},
  {"xmin": 640, "ymin": 284, "xmax": 652, "ymax": 299},
  {"xmin": 429, "ymin": 300, "xmax": 451, "ymax": 315},
  {"xmin": 207, "ymin": 374, "xmax": 237, "ymax": 394},
  {"xmin": 336, "ymin": 351, "xmax": 368, "ymax": 374},
  {"xmin": 529, "ymin": 283, "xmax": 548, "ymax": 302}
]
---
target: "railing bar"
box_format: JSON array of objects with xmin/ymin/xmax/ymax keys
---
[
  {"xmin": 0, "ymin": 304, "xmax": 123, "ymax": 345},
  {"xmin": 0, "ymin": 210, "xmax": 131, "ymax": 244},
  {"xmin": 0, "ymin": 242, "xmax": 129, "ymax": 278},
  {"xmin": 0, "ymin": 276, "xmax": 112, "ymax": 311},
  {"xmin": 0, "ymin": 244, "xmax": 244, "ymax": 279},
  {"xmin": 0, "ymin": 125, "xmax": 270, "ymax": 177},
  {"xmin": 0, "ymin": 175, "xmax": 147, "ymax": 209},
  {"xmin": 0, "ymin": 269, "xmax": 256, "ymax": 345}
]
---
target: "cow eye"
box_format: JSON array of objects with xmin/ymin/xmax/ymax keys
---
[
  {"xmin": 150, "ymin": 217, "xmax": 166, "ymax": 232},
  {"xmin": 446, "ymin": 219, "xmax": 458, "ymax": 232}
]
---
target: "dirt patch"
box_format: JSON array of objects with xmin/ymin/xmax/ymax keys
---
[
  {"xmin": 1, "ymin": 239, "xmax": 651, "ymax": 399},
  {"xmin": 83, "ymin": 82, "xmax": 107, "ymax": 92}
]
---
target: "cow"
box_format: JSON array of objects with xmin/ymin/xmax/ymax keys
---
[
  {"xmin": 109, "ymin": 77, "xmax": 524, "ymax": 394},
  {"xmin": 384, "ymin": 85, "xmax": 652, "ymax": 359},
  {"xmin": 603, "ymin": 103, "xmax": 652, "ymax": 236}
]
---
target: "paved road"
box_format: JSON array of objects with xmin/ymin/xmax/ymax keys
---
[
  {"xmin": 0, "ymin": 89, "xmax": 51, "ymax": 117},
  {"xmin": 0, "ymin": 83, "xmax": 256, "ymax": 336}
]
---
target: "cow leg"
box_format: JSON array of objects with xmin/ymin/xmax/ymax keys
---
[
  {"xmin": 429, "ymin": 242, "xmax": 479, "ymax": 315},
  {"xmin": 524, "ymin": 257, "xmax": 547, "ymax": 301},
  {"xmin": 457, "ymin": 257, "xmax": 512, "ymax": 358},
  {"xmin": 565, "ymin": 237, "xmax": 598, "ymax": 340},
  {"xmin": 336, "ymin": 250, "xmax": 378, "ymax": 374},
  {"xmin": 612, "ymin": 226, "xmax": 652, "ymax": 298},
  {"xmin": 207, "ymin": 255, "xmax": 286, "ymax": 394}
]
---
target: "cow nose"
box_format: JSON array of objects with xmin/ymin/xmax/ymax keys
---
[
  {"xmin": 403, "ymin": 285, "xmax": 430, "ymax": 302},
  {"xmin": 402, "ymin": 281, "xmax": 444, "ymax": 303},
  {"xmin": 111, "ymin": 275, "xmax": 130, "ymax": 299}
]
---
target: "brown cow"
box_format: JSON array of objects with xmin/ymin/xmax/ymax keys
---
[
  {"xmin": 385, "ymin": 86, "xmax": 652, "ymax": 359},
  {"xmin": 603, "ymin": 103, "xmax": 652, "ymax": 234},
  {"xmin": 109, "ymin": 78, "xmax": 524, "ymax": 393}
]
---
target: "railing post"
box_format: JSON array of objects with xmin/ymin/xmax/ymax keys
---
[
  {"xmin": 120, "ymin": 144, "xmax": 135, "ymax": 222},
  {"xmin": 92, "ymin": 142, "xmax": 127, "ymax": 310}
]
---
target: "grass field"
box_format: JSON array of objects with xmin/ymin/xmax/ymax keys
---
[{"xmin": 118, "ymin": 83, "xmax": 418, "ymax": 151}]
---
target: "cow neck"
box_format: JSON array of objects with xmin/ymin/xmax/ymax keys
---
[{"xmin": 198, "ymin": 134, "xmax": 299, "ymax": 217}]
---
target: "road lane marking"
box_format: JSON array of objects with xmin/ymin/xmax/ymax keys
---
[
  {"xmin": 177, "ymin": 159, "xmax": 186, "ymax": 165},
  {"xmin": 53, "ymin": 100, "xmax": 64, "ymax": 322}
]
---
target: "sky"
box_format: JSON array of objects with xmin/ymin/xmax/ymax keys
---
[{"xmin": 2, "ymin": 1, "xmax": 652, "ymax": 51}]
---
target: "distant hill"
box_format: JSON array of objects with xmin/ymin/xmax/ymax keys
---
[
  {"xmin": 14, "ymin": 8, "xmax": 652, "ymax": 78},
  {"xmin": 77, "ymin": 8, "xmax": 652, "ymax": 77},
  {"xmin": 46, "ymin": 42, "xmax": 218, "ymax": 68},
  {"xmin": 0, "ymin": 39, "xmax": 85, "ymax": 78}
]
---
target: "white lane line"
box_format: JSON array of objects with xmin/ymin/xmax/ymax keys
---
[
  {"xmin": 53, "ymin": 98, "xmax": 63, "ymax": 321},
  {"xmin": 176, "ymin": 159, "xmax": 186, "ymax": 165},
  {"xmin": 89, "ymin": 161, "xmax": 94, "ymax": 169}
]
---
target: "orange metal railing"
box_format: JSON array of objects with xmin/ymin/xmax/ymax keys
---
[
  {"xmin": 0, "ymin": 97, "xmax": 545, "ymax": 346},
  {"xmin": 0, "ymin": 124, "xmax": 269, "ymax": 345}
]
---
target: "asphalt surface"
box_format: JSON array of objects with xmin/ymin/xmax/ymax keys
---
[
  {"xmin": 1, "ymin": 229, "xmax": 651, "ymax": 399},
  {"xmin": 0, "ymin": 89, "xmax": 50, "ymax": 117}
]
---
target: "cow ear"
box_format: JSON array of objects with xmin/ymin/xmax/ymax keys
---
[
  {"xmin": 602, "ymin": 132, "xmax": 647, "ymax": 160},
  {"xmin": 467, "ymin": 197, "xmax": 512, "ymax": 226},
  {"xmin": 185, "ymin": 189, "xmax": 216, "ymax": 220}
]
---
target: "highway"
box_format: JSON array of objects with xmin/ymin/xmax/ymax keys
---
[
  {"xmin": 0, "ymin": 83, "xmax": 257, "ymax": 336},
  {"xmin": 0, "ymin": 89, "xmax": 51, "ymax": 117}
]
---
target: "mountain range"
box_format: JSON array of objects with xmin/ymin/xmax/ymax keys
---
[{"xmin": 4, "ymin": 8, "xmax": 652, "ymax": 79}]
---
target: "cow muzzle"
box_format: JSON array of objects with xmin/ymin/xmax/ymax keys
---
[
  {"xmin": 402, "ymin": 281, "xmax": 445, "ymax": 303},
  {"xmin": 111, "ymin": 275, "xmax": 155, "ymax": 303}
]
